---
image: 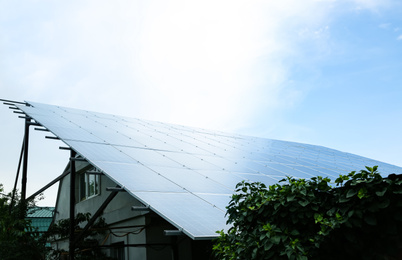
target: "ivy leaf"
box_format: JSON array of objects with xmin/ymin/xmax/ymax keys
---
[
  {"xmin": 364, "ymin": 214, "xmax": 377, "ymax": 225},
  {"xmin": 213, "ymin": 169, "xmax": 402, "ymax": 260},
  {"xmin": 357, "ymin": 188, "xmax": 367, "ymax": 199},
  {"xmin": 346, "ymin": 189, "xmax": 357, "ymax": 198},
  {"xmin": 271, "ymin": 236, "xmax": 281, "ymax": 245},
  {"xmin": 298, "ymin": 200, "xmax": 309, "ymax": 207},
  {"xmin": 287, "ymin": 194, "xmax": 296, "ymax": 202},
  {"xmin": 290, "ymin": 229, "xmax": 300, "ymax": 236},
  {"xmin": 264, "ymin": 242, "xmax": 274, "ymax": 251},
  {"xmin": 365, "ymin": 166, "xmax": 373, "ymax": 173},
  {"xmin": 378, "ymin": 199, "xmax": 390, "ymax": 209},
  {"xmin": 375, "ymin": 187, "xmax": 387, "ymax": 197}
]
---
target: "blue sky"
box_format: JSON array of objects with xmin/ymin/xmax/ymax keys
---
[{"xmin": 1, "ymin": 0, "xmax": 402, "ymax": 205}]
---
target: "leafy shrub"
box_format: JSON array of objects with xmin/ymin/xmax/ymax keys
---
[
  {"xmin": 46, "ymin": 212, "xmax": 113, "ymax": 260},
  {"xmin": 0, "ymin": 185, "xmax": 47, "ymax": 260},
  {"xmin": 213, "ymin": 166, "xmax": 402, "ymax": 260}
]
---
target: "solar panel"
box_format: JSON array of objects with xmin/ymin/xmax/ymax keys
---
[{"xmin": 17, "ymin": 101, "xmax": 402, "ymax": 240}]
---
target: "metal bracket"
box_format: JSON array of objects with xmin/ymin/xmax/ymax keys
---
[
  {"xmin": 86, "ymin": 170, "xmax": 103, "ymax": 175},
  {"xmin": 132, "ymin": 205, "xmax": 150, "ymax": 211},
  {"xmin": 106, "ymin": 187, "xmax": 126, "ymax": 192},
  {"xmin": 34, "ymin": 127, "xmax": 49, "ymax": 132},
  {"xmin": 70, "ymin": 157, "xmax": 86, "ymax": 162},
  {"xmin": 164, "ymin": 230, "xmax": 184, "ymax": 236},
  {"xmin": 45, "ymin": 136, "xmax": 60, "ymax": 140},
  {"xmin": 0, "ymin": 99, "xmax": 27, "ymax": 105}
]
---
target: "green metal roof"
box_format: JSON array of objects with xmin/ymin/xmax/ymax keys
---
[
  {"xmin": 27, "ymin": 207, "xmax": 55, "ymax": 218},
  {"xmin": 27, "ymin": 207, "xmax": 55, "ymax": 233}
]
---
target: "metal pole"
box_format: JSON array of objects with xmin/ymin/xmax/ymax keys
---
[
  {"xmin": 26, "ymin": 170, "xmax": 70, "ymax": 201},
  {"xmin": 10, "ymin": 138, "xmax": 24, "ymax": 213},
  {"xmin": 20, "ymin": 117, "xmax": 30, "ymax": 214},
  {"xmin": 172, "ymin": 236, "xmax": 179, "ymax": 260},
  {"xmin": 69, "ymin": 150, "xmax": 77, "ymax": 260}
]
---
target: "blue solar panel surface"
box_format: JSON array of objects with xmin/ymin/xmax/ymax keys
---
[{"xmin": 18, "ymin": 101, "xmax": 402, "ymax": 239}]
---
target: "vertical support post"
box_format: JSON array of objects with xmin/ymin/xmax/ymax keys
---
[
  {"xmin": 10, "ymin": 139, "xmax": 25, "ymax": 214},
  {"xmin": 20, "ymin": 117, "xmax": 31, "ymax": 215},
  {"xmin": 172, "ymin": 237, "xmax": 179, "ymax": 260},
  {"xmin": 69, "ymin": 150, "xmax": 77, "ymax": 260}
]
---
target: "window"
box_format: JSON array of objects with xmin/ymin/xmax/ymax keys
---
[
  {"xmin": 111, "ymin": 242, "xmax": 125, "ymax": 260},
  {"xmin": 79, "ymin": 170, "xmax": 100, "ymax": 201}
]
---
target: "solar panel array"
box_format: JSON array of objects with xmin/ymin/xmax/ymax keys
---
[{"xmin": 18, "ymin": 101, "xmax": 402, "ymax": 239}]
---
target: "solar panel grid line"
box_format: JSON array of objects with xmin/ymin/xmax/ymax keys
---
[
  {"xmin": 172, "ymin": 134, "xmax": 230, "ymax": 155},
  {"xmin": 308, "ymin": 159, "xmax": 343, "ymax": 170},
  {"xmin": 195, "ymin": 134, "xmax": 239, "ymax": 148},
  {"xmin": 312, "ymin": 167, "xmax": 346, "ymax": 178},
  {"xmin": 269, "ymin": 156, "xmax": 301, "ymax": 165},
  {"xmin": 19, "ymin": 106, "xmax": 217, "ymax": 197},
  {"xmin": 158, "ymin": 126, "xmax": 241, "ymax": 151},
  {"xmin": 66, "ymin": 110, "xmax": 276, "ymax": 210},
  {"xmin": 290, "ymin": 165, "xmax": 329, "ymax": 178},
  {"xmin": 195, "ymin": 172, "xmax": 243, "ymax": 192},
  {"xmin": 78, "ymin": 142, "xmax": 235, "ymax": 209},
  {"xmin": 109, "ymin": 191, "xmax": 221, "ymax": 240},
  {"xmin": 91, "ymin": 161, "xmax": 189, "ymax": 193},
  {"xmin": 173, "ymin": 135, "xmax": 227, "ymax": 152},
  {"xmin": 237, "ymin": 173, "xmax": 282, "ymax": 185},
  {"xmin": 193, "ymin": 170, "xmax": 253, "ymax": 191},
  {"xmin": 277, "ymin": 155, "xmax": 311, "ymax": 166},
  {"xmin": 240, "ymin": 140, "xmax": 287, "ymax": 157},
  {"xmin": 17, "ymin": 106, "xmax": 106, "ymax": 145},
  {"xmin": 17, "ymin": 101, "xmax": 402, "ymax": 239},
  {"xmin": 264, "ymin": 163, "xmax": 317, "ymax": 179},
  {"xmin": 194, "ymin": 193, "xmax": 234, "ymax": 212},
  {"xmin": 131, "ymin": 191, "xmax": 229, "ymax": 239},
  {"xmin": 166, "ymin": 151, "xmax": 286, "ymax": 192},
  {"xmin": 119, "ymin": 121, "xmax": 221, "ymax": 156},
  {"xmin": 147, "ymin": 166, "xmax": 234, "ymax": 195},
  {"xmin": 93, "ymin": 120, "xmax": 184, "ymax": 152},
  {"xmin": 149, "ymin": 133, "xmax": 218, "ymax": 155},
  {"xmin": 38, "ymin": 109, "xmax": 106, "ymax": 143}
]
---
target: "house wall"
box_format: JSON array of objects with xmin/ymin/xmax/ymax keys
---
[
  {"xmin": 52, "ymin": 170, "xmax": 71, "ymax": 254},
  {"xmin": 52, "ymin": 162, "xmax": 213, "ymax": 260},
  {"xmin": 54, "ymin": 167, "xmax": 148, "ymax": 259},
  {"xmin": 145, "ymin": 214, "xmax": 183, "ymax": 259},
  {"xmin": 81, "ymin": 175, "xmax": 148, "ymax": 259}
]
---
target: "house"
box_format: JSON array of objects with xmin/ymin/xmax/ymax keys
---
[
  {"xmin": 27, "ymin": 207, "xmax": 54, "ymax": 234},
  {"xmin": 5, "ymin": 100, "xmax": 402, "ymax": 259}
]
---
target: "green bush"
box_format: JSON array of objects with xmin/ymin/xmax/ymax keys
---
[
  {"xmin": 46, "ymin": 213, "xmax": 113, "ymax": 260},
  {"xmin": 0, "ymin": 185, "xmax": 47, "ymax": 260},
  {"xmin": 213, "ymin": 166, "xmax": 402, "ymax": 259}
]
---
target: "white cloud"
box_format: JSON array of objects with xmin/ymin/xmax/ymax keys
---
[
  {"xmin": 398, "ymin": 35, "xmax": 402, "ymax": 40},
  {"xmin": 379, "ymin": 23, "xmax": 391, "ymax": 29},
  {"xmin": 0, "ymin": 0, "xmax": 395, "ymax": 132},
  {"xmin": 1, "ymin": 0, "xmax": 401, "ymax": 206},
  {"xmin": 350, "ymin": 0, "xmax": 394, "ymax": 11}
]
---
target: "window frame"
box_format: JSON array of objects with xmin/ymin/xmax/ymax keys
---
[{"xmin": 79, "ymin": 168, "xmax": 101, "ymax": 201}]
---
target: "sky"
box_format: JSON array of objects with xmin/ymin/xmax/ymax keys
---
[{"xmin": 1, "ymin": 0, "xmax": 402, "ymax": 205}]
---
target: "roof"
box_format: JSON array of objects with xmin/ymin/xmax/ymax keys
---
[
  {"xmin": 27, "ymin": 207, "xmax": 54, "ymax": 233},
  {"xmin": 18, "ymin": 101, "xmax": 402, "ymax": 240},
  {"xmin": 27, "ymin": 207, "xmax": 55, "ymax": 218}
]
